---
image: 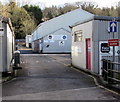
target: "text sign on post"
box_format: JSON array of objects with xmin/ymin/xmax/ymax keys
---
[{"xmin": 108, "ymin": 39, "xmax": 119, "ymax": 46}]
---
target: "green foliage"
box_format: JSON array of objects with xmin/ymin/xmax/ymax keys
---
[
  {"xmin": 1, "ymin": 1, "xmax": 119, "ymax": 39},
  {"xmin": 42, "ymin": 2, "xmax": 119, "ymax": 20},
  {"xmin": 0, "ymin": 2, "xmax": 3, "ymax": 15},
  {"xmin": 117, "ymin": 6, "xmax": 120, "ymax": 17},
  {"xmin": 80, "ymin": 2, "xmax": 98, "ymax": 14},
  {"xmin": 1, "ymin": 1, "xmax": 36, "ymax": 39},
  {"xmin": 42, "ymin": 4, "xmax": 77, "ymax": 21},
  {"xmin": 22, "ymin": 5, "xmax": 43, "ymax": 25}
]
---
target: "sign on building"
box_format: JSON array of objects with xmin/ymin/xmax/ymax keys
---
[
  {"xmin": 48, "ymin": 35, "xmax": 67, "ymax": 40},
  {"xmin": 101, "ymin": 43, "xmax": 110, "ymax": 53},
  {"xmin": 109, "ymin": 21, "xmax": 117, "ymax": 32},
  {"xmin": 48, "ymin": 35, "xmax": 53, "ymax": 40},
  {"xmin": 59, "ymin": 41, "xmax": 65, "ymax": 46},
  {"xmin": 108, "ymin": 39, "xmax": 119, "ymax": 46},
  {"xmin": 62, "ymin": 35, "xmax": 67, "ymax": 40}
]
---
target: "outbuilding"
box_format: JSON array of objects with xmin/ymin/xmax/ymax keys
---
[
  {"xmin": 71, "ymin": 16, "xmax": 120, "ymax": 75},
  {"xmin": 0, "ymin": 16, "xmax": 15, "ymax": 73},
  {"xmin": 26, "ymin": 35, "xmax": 32, "ymax": 48},
  {"xmin": 31, "ymin": 8, "xmax": 94, "ymax": 53}
]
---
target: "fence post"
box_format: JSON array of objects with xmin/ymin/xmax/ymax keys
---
[
  {"xmin": 108, "ymin": 60, "xmax": 111, "ymax": 84},
  {"xmin": 108, "ymin": 60, "xmax": 114, "ymax": 84},
  {"xmin": 102, "ymin": 59, "xmax": 108, "ymax": 81}
]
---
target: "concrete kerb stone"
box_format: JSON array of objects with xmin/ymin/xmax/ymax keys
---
[{"xmin": 68, "ymin": 64, "xmax": 120, "ymax": 96}]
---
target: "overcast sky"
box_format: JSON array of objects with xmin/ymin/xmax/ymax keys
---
[{"xmin": 1, "ymin": 0, "xmax": 120, "ymax": 8}]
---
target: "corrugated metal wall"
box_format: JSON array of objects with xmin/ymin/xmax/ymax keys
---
[
  {"xmin": 0, "ymin": 18, "xmax": 14, "ymax": 72},
  {"xmin": 2, "ymin": 22, "xmax": 7, "ymax": 72},
  {"xmin": 7, "ymin": 24, "xmax": 13, "ymax": 72},
  {"xmin": 42, "ymin": 28, "xmax": 71, "ymax": 53},
  {"xmin": 93, "ymin": 20, "xmax": 120, "ymax": 74},
  {"xmin": 0, "ymin": 34, "xmax": 3, "ymax": 72},
  {"xmin": 0, "ymin": 20, "xmax": 3, "ymax": 72}
]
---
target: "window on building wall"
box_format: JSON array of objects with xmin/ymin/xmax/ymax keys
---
[{"xmin": 74, "ymin": 30, "xmax": 82, "ymax": 42}]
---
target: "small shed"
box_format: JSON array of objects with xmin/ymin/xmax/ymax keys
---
[
  {"xmin": 26, "ymin": 35, "xmax": 32, "ymax": 48},
  {"xmin": 71, "ymin": 16, "xmax": 120, "ymax": 75},
  {"xmin": 15, "ymin": 39, "xmax": 25, "ymax": 46},
  {"xmin": 0, "ymin": 16, "xmax": 15, "ymax": 72},
  {"xmin": 31, "ymin": 8, "xmax": 94, "ymax": 53}
]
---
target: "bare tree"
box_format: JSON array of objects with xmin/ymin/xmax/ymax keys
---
[{"xmin": 75, "ymin": 2, "xmax": 82, "ymax": 8}]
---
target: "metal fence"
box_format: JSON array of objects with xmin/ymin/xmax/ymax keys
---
[{"xmin": 101, "ymin": 59, "xmax": 120, "ymax": 84}]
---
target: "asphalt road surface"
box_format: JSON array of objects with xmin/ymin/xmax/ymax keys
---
[{"xmin": 2, "ymin": 49, "xmax": 120, "ymax": 100}]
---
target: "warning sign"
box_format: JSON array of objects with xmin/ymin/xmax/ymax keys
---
[
  {"xmin": 59, "ymin": 41, "xmax": 65, "ymax": 46},
  {"xmin": 48, "ymin": 35, "xmax": 53, "ymax": 40},
  {"xmin": 62, "ymin": 35, "xmax": 67, "ymax": 40}
]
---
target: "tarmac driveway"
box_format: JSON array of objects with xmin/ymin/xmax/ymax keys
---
[{"xmin": 2, "ymin": 54, "xmax": 120, "ymax": 100}]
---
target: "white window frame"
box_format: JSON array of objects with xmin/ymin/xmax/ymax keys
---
[{"xmin": 74, "ymin": 30, "xmax": 82, "ymax": 42}]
